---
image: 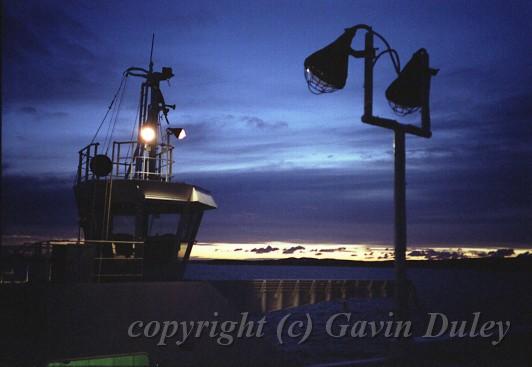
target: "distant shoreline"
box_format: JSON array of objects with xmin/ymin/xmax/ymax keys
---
[{"xmin": 190, "ymin": 255, "xmax": 532, "ymax": 271}]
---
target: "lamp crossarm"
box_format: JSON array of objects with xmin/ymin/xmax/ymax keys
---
[
  {"xmin": 361, "ymin": 115, "xmax": 431, "ymax": 138},
  {"xmin": 357, "ymin": 28, "xmax": 432, "ymax": 138},
  {"xmin": 348, "ymin": 49, "xmax": 369, "ymax": 58}
]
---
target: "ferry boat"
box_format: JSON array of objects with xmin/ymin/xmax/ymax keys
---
[
  {"xmin": 0, "ymin": 44, "xmax": 274, "ymax": 367},
  {"xmin": 0, "ymin": 41, "xmax": 395, "ymax": 367}
]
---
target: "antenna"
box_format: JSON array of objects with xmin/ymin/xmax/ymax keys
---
[{"xmin": 149, "ymin": 33, "xmax": 155, "ymax": 72}]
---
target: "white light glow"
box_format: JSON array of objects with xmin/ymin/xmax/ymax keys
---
[
  {"xmin": 140, "ymin": 126, "xmax": 156, "ymax": 143},
  {"xmin": 178, "ymin": 128, "xmax": 186, "ymax": 140}
]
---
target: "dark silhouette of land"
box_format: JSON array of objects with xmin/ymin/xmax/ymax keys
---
[{"xmin": 191, "ymin": 254, "xmax": 532, "ymax": 271}]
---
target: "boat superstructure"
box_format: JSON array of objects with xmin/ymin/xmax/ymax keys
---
[{"xmin": 71, "ymin": 44, "xmax": 216, "ymax": 281}]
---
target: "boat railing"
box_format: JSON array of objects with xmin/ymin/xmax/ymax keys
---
[
  {"xmin": 0, "ymin": 239, "xmax": 146, "ymax": 284},
  {"xmin": 77, "ymin": 141, "xmax": 174, "ymax": 184},
  {"xmin": 77, "ymin": 143, "xmax": 100, "ymax": 184}
]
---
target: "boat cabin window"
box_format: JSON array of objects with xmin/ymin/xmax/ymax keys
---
[
  {"xmin": 147, "ymin": 213, "xmax": 180, "ymax": 238},
  {"xmin": 177, "ymin": 242, "xmax": 191, "ymax": 258},
  {"xmin": 111, "ymin": 215, "xmax": 135, "ymax": 240}
]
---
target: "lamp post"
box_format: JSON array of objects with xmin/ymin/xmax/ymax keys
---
[{"xmin": 304, "ymin": 24, "xmax": 438, "ymax": 344}]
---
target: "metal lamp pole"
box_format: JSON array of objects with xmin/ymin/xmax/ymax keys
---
[
  {"xmin": 305, "ymin": 24, "xmax": 437, "ymax": 357},
  {"xmin": 394, "ymin": 128, "xmax": 408, "ymax": 322},
  {"xmin": 360, "ymin": 28, "xmax": 433, "ymax": 323}
]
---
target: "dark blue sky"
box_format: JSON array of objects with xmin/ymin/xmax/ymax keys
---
[{"xmin": 2, "ymin": 0, "xmax": 531, "ymax": 246}]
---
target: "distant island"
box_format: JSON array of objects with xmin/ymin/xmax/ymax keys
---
[{"xmin": 191, "ymin": 254, "xmax": 532, "ymax": 271}]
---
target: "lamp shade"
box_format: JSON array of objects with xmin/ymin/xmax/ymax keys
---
[
  {"xmin": 385, "ymin": 48, "xmax": 437, "ymax": 115},
  {"xmin": 304, "ymin": 28, "xmax": 357, "ymax": 94},
  {"xmin": 167, "ymin": 127, "xmax": 186, "ymax": 140}
]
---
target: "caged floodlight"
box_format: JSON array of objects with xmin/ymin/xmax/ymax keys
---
[
  {"xmin": 386, "ymin": 48, "xmax": 439, "ymax": 116},
  {"xmin": 304, "ymin": 24, "xmax": 437, "ymax": 127},
  {"xmin": 304, "ymin": 27, "xmax": 361, "ymax": 94}
]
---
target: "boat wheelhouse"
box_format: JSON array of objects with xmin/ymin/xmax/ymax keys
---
[{"xmin": 70, "ymin": 50, "xmax": 216, "ymax": 282}]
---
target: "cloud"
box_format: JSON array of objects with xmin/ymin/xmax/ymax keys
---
[
  {"xmin": 19, "ymin": 107, "xmax": 38, "ymax": 114},
  {"xmin": 319, "ymin": 247, "xmax": 347, "ymax": 253},
  {"xmin": 163, "ymin": 7, "xmax": 219, "ymax": 28},
  {"xmin": 408, "ymin": 249, "xmax": 465, "ymax": 260},
  {"xmin": 409, "ymin": 248, "xmax": 516, "ymax": 260},
  {"xmin": 408, "ymin": 250, "xmax": 426, "ymax": 257},
  {"xmin": 1, "ymin": 1, "xmax": 531, "ymax": 248},
  {"xmin": 408, "ymin": 248, "xmax": 515, "ymax": 260},
  {"xmin": 487, "ymin": 248, "xmax": 514, "ymax": 258},
  {"xmin": 1, "ymin": 174, "xmax": 78, "ymax": 237},
  {"xmin": 241, "ymin": 116, "xmax": 288, "ymax": 129},
  {"xmin": 3, "ymin": 155, "xmax": 531, "ymax": 245},
  {"xmin": 15, "ymin": 107, "xmax": 70, "ymax": 119},
  {"xmin": 250, "ymin": 245, "xmax": 279, "ymax": 254},
  {"xmin": 2, "ymin": 1, "xmax": 115, "ymax": 105},
  {"xmin": 282, "ymin": 245, "xmax": 305, "ymax": 254}
]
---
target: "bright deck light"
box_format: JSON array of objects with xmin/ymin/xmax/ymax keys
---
[
  {"xmin": 140, "ymin": 126, "xmax": 156, "ymax": 143},
  {"xmin": 167, "ymin": 127, "xmax": 187, "ymax": 140}
]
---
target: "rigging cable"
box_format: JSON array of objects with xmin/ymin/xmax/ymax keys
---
[
  {"xmin": 72, "ymin": 76, "xmax": 126, "ymax": 186},
  {"xmin": 90, "ymin": 75, "xmax": 127, "ymax": 145},
  {"xmin": 126, "ymin": 96, "xmax": 141, "ymax": 162},
  {"xmin": 104, "ymin": 75, "xmax": 129, "ymax": 154}
]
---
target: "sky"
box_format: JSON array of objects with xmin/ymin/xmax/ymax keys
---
[{"xmin": 1, "ymin": 0, "xmax": 531, "ymax": 254}]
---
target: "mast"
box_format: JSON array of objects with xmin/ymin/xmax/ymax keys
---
[{"xmin": 125, "ymin": 34, "xmax": 175, "ymax": 179}]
